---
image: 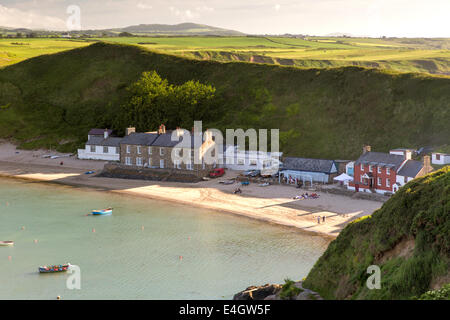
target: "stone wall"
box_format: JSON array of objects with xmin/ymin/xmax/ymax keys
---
[{"xmin": 98, "ymin": 163, "xmax": 205, "ymax": 183}]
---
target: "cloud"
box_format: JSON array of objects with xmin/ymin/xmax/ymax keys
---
[
  {"xmin": 137, "ymin": 2, "xmax": 153, "ymax": 10},
  {"xmin": 0, "ymin": 4, "xmax": 66, "ymax": 30}
]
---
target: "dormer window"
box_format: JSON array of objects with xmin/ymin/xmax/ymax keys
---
[
  {"xmin": 386, "ymin": 168, "xmax": 390, "ymax": 175},
  {"xmin": 369, "ymin": 165, "xmax": 373, "ymax": 172},
  {"xmin": 377, "ymin": 167, "xmax": 381, "ymax": 174},
  {"xmin": 126, "ymin": 145, "xmax": 130, "ymax": 154},
  {"xmin": 360, "ymin": 163, "xmax": 364, "ymax": 171}
]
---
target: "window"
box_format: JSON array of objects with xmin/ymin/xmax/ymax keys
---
[
  {"xmin": 160, "ymin": 148, "xmax": 165, "ymax": 156},
  {"xmin": 148, "ymin": 147, "xmax": 152, "ymax": 155},
  {"xmin": 404, "ymin": 176, "xmax": 407, "ymax": 183},
  {"xmin": 378, "ymin": 177, "xmax": 382, "ymax": 186},
  {"xmin": 103, "ymin": 146, "xmax": 108, "ymax": 154},
  {"xmin": 160, "ymin": 159, "xmax": 164, "ymax": 169},
  {"xmin": 126, "ymin": 145, "xmax": 130, "ymax": 154},
  {"xmin": 387, "ymin": 179, "xmax": 390, "ymax": 187},
  {"xmin": 369, "ymin": 165, "xmax": 373, "ymax": 172},
  {"xmin": 238, "ymin": 159, "xmax": 245, "ymax": 165},
  {"xmin": 377, "ymin": 166, "xmax": 381, "ymax": 174},
  {"xmin": 136, "ymin": 157, "xmax": 143, "ymax": 166},
  {"xmin": 360, "ymin": 176, "xmax": 364, "ymax": 183},
  {"xmin": 436, "ymin": 154, "xmax": 441, "ymax": 160},
  {"xmin": 90, "ymin": 145, "xmax": 95, "ymax": 153},
  {"xmin": 125, "ymin": 157, "xmax": 131, "ymax": 166},
  {"xmin": 115, "ymin": 147, "xmax": 119, "ymax": 154},
  {"xmin": 263, "ymin": 161, "xmax": 272, "ymax": 168},
  {"xmin": 137, "ymin": 146, "xmax": 141, "ymax": 154},
  {"xmin": 174, "ymin": 160, "xmax": 181, "ymax": 169},
  {"xmin": 250, "ymin": 160, "xmax": 257, "ymax": 166},
  {"xmin": 186, "ymin": 163, "xmax": 193, "ymax": 171},
  {"xmin": 386, "ymin": 168, "xmax": 390, "ymax": 175},
  {"xmin": 360, "ymin": 163, "xmax": 364, "ymax": 171}
]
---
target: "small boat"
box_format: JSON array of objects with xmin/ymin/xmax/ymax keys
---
[
  {"xmin": 39, "ymin": 263, "xmax": 71, "ymax": 273},
  {"xmin": 85, "ymin": 171, "xmax": 95, "ymax": 175},
  {"xmin": 259, "ymin": 183, "xmax": 270, "ymax": 187},
  {"xmin": 0, "ymin": 241, "xmax": 14, "ymax": 247},
  {"xmin": 92, "ymin": 208, "xmax": 113, "ymax": 216}
]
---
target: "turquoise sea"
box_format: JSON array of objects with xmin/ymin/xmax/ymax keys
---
[{"xmin": 0, "ymin": 178, "xmax": 329, "ymax": 300}]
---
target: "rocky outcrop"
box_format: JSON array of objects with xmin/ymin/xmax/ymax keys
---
[
  {"xmin": 233, "ymin": 284, "xmax": 282, "ymax": 300},
  {"xmin": 233, "ymin": 282, "xmax": 323, "ymax": 300}
]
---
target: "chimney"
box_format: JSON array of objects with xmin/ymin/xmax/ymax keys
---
[
  {"xmin": 104, "ymin": 129, "xmax": 109, "ymax": 139},
  {"xmin": 125, "ymin": 127, "xmax": 136, "ymax": 136},
  {"xmin": 158, "ymin": 124, "xmax": 166, "ymax": 134},
  {"xmin": 423, "ymin": 155, "xmax": 433, "ymax": 174},
  {"xmin": 404, "ymin": 150, "xmax": 412, "ymax": 160},
  {"xmin": 363, "ymin": 145, "xmax": 371, "ymax": 154}
]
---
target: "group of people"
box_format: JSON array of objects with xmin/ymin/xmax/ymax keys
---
[
  {"xmin": 315, "ymin": 215, "xmax": 326, "ymax": 224},
  {"xmin": 293, "ymin": 192, "xmax": 320, "ymax": 200}
]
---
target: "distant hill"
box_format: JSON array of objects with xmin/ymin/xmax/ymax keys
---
[
  {"xmin": 112, "ymin": 23, "xmax": 245, "ymax": 36},
  {"xmin": 0, "ymin": 23, "xmax": 245, "ymax": 37}
]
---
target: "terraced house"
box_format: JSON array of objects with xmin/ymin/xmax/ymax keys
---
[
  {"xmin": 348, "ymin": 146, "xmax": 434, "ymax": 194},
  {"xmin": 119, "ymin": 125, "xmax": 216, "ymax": 177},
  {"xmin": 77, "ymin": 129, "xmax": 122, "ymax": 161}
]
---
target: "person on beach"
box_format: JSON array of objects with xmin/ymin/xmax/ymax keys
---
[
  {"xmin": 323, "ymin": 216, "xmax": 326, "ymax": 223},
  {"xmin": 317, "ymin": 216, "xmax": 321, "ymax": 224}
]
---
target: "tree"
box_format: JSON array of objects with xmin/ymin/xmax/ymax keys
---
[
  {"xmin": 121, "ymin": 71, "xmax": 217, "ymax": 132},
  {"xmin": 118, "ymin": 32, "xmax": 134, "ymax": 37}
]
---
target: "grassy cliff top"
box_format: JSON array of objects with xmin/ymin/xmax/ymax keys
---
[{"xmin": 303, "ymin": 167, "xmax": 450, "ymax": 300}]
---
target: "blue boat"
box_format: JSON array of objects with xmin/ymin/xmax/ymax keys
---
[
  {"xmin": 85, "ymin": 171, "xmax": 95, "ymax": 175},
  {"xmin": 92, "ymin": 208, "xmax": 113, "ymax": 216}
]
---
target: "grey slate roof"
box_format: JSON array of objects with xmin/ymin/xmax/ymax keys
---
[
  {"xmin": 355, "ymin": 152, "xmax": 404, "ymax": 170},
  {"xmin": 397, "ymin": 160, "xmax": 423, "ymax": 178},
  {"xmin": 89, "ymin": 128, "xmax": 112, "ymax": 136},
  {"xmin": 282, "ymin": 157, "xmax": 336, "ymax": 173},
  {"xmin": 86, "ymin": 136, "xmax": 122, "ymax": 147},
  {"xmin": 120, "ymin": 133, "xmax": 159, "ymax": 146},
  {"xmin": 152, "ymin": 132, "xmax": 205, "ymax": 148}
]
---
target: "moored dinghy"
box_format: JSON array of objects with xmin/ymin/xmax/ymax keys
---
[
  {"xmin": 0, "ymin": 241, "xmax": 14, "ymax": 246},
  {"xmin": 39, "ymin": 263, "xmax": 71, "ymax": 273},
  {"xmin": 92, "ymin": 208, "xmax": 113, "ymax": 216}
]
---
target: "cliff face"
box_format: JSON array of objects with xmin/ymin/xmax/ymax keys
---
[{"xmin": 303, "ymin": 167, "xmax": 450, "ymax": 300}]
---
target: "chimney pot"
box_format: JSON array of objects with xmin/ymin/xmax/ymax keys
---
[
  {"xmin": 363, "ymin": 145, "xmax": 371, "ymax": 154},
  {"xmin": 125, "ymin": 127, "xmax": 136, "ymax": 136}
]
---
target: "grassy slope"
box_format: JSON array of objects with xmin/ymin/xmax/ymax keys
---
[
  {"xmin": 0, "ymin": 42, "xmax": 449, "ymax": 158},
  {"xmin": 303, "ymin": 167, "xmax": 450, "ymax": 300}
]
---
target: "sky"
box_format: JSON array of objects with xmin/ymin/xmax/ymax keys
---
[{"xmin": 0, "ymin": 0, "xmax": 449, "ymax": 37}]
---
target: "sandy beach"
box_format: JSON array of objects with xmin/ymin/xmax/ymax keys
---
[{"xmin": 0, "ymin": 141, "xmax": 383, "ymax": 239}]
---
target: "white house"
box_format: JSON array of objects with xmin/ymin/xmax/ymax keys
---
[
  {"xmin": 77, "ymin": 129, "xmax": 122, "ymax": 161},
  {"xmin": 432, "ymin": 152, "xmax": 450, "ymax": 165},
  {"xmin": 223, "ymin": 145, "xmax": 282, "ymax": 175}
]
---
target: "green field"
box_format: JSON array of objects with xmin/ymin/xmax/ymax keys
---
[
  {"xmin": 0, "ymin": 38, "xmax": 90, "ymax": 67},
  {"xmin": 1, "ymin": 36, "xmax": 449, "ymax": 75}
]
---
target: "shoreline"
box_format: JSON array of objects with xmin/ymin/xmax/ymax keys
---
[{"xmin": 0, "ymin": 142, "xmax": 384, "ymax": 240}]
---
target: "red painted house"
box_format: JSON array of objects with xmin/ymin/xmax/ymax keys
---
[{"xmin": 348, "ymin": 146, "xmax": 433, "ymax": 194}]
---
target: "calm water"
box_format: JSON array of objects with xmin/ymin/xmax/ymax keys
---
[{"xmin": 0, "ymin": 178, "xmax": 329, "ymax": 300}]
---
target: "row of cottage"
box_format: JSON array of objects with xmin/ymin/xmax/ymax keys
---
[{"xmin": 78, "ymin": 126, "xmax": 447, "ymax": 195}]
